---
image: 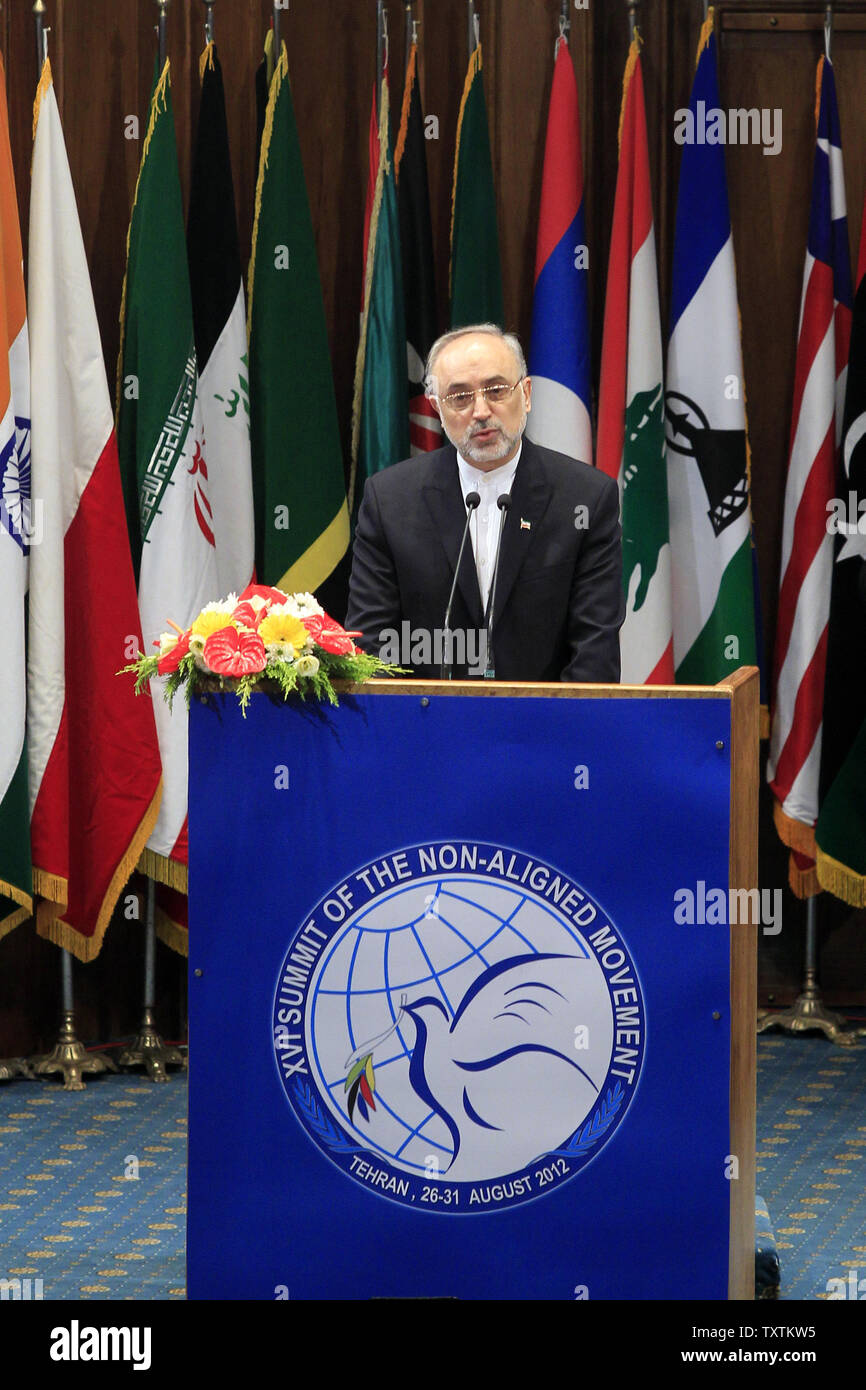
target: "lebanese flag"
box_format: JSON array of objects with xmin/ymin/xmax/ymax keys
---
[
  {"xmin": 596, "ymin": 39, "xmax": 674, "ymax": 685},
  {"xmin": 27, "ymin": 60, "xmax": 162, "ymax": 960}
]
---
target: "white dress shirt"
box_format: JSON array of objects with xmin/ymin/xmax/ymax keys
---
[{"xmin": 456, "ymin": 443, "xmax": 522, "ymax": 614}]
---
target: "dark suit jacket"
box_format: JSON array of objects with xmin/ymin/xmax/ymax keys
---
[{"xmin": 346, "ymin": 438, "xmax": 625, "ymax": 682}]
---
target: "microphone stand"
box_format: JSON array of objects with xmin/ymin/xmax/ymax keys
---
[
  {"xmin": 441, "ymin": 491, "xmax": 480, "ymax": 679},
  {"xmin": 484, "ymin": 494, "xmax": 512, "ymax": 679}
]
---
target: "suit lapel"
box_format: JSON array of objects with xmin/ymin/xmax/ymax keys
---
[
  {"xmin": 420, "ymin": 448, "xmax": 484, "ymax": 626},
  {"xmin": 491, "ymin": 439, "xmax": 553, "ymax": 624}
]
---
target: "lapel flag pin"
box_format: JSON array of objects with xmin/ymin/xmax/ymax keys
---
[{"xmin": 520, "ymin": 518, "xmax": 531, "ymax": 531}]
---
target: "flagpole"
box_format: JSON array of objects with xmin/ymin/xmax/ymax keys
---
[
  {"xmin": 626, "ymin": 1, "xmax": 638, "ymax": 42},
  {"xmin": 156, "ymin": 0, "xmax": 168, "ymax": 69},
  {"xmin": 825, "ymin": 4, "xmax": 833, "ymax": 59},
  {"xmin": 757, "ymin": 896, "xmax": 866, "ymax": 1043},
  {"xmin": 468, "ymin": 1, "xmax": 478, "ymax": 60},
  {"xmin": 273, "ymin": 0, "xmax": 281, "ymax": 57},
  {"xmin": 405, "ymin": 1, "xmax": 413, "ymax": 70},
  {"xmin": 376, "ymin": 0, "xmax": 387, "ymax": 119},
  {"xmin": 33, "ymin": 0, "xmax": 47, "ymax": 69},
  {"xmin": 203, "ymin": 0, "xmax": 215, "ymax": 45}
]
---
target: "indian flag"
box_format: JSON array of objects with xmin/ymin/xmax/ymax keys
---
[
  {"xmin": 666, "ymin": 14, "xmax": 757, "ymax": 684},
  {"xmin": 0, "ymin": 53, "xmax": 31, "ymax": 938},
  {"xmin": 117, "ymin": 62, "xmax": 218, "ymax": 886},
  {"xmin": 597, "ymin": 34, "xmax": 673, "ymax": 684}
]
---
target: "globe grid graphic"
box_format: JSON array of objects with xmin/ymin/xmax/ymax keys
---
[{"xmin": 301, "ymin": 870, "xmax": 617, "ymax": 1181}]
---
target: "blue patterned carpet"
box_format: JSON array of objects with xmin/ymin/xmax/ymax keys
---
[
  {"xmin": 0, "ymin": 1035, "xmax": 863, "ymax": 1299},
  {"xmin": 756, "ymin": 1034, "xmax": 866, "ymax": 1301},
  {"xmin": 0, "ymin": 1071, "xmax": 186, "ymax": 1299}
]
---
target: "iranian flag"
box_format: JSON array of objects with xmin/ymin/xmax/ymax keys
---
[
  {"xmin": 596, "ymin": 36, "xmax": 673, "ymax": 685},
  {"xmin": 28, "ymin": 60, "xmax": 162, "ymax": 960},
  {"xmin": 0, "ymin": 53, "xmax": 32, "ymax": 939},
  {"xmin": 188, "ymin": 43, "xmax": 254, "ymax": 599},
  {"xmin": 117, "ymin": 62, "xmax": 218, "ymax": 886},
  {"xmin": 666, "ymin": 17, "xmax": 758, "ymax": 686}
]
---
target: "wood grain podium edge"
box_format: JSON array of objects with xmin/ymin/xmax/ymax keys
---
[
  {"xmin": 721, "ymin": 667, "xmax": 760, "ymax": 1301},
  {"xmin": 339, "ymin": 667, "xmax": 761, "ymax": 1299}
]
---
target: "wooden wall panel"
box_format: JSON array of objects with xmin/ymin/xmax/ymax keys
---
[{"xmin": 1, "ymin": 0, "xmax": 864, "ymax": 1056}]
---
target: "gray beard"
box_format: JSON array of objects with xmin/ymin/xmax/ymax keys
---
[{"xmin": 445, "ymin": 413, "xmax": 527, "ymax": 466}]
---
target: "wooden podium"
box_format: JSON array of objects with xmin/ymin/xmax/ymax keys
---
[{"xmin": 187, "ymin": 668, "xmax": 758, "ymax": 1301}]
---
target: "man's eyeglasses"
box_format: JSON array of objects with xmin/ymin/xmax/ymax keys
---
[{"xmin": 437, "ymin": 378, "xmax": 526, "ymax": 415}]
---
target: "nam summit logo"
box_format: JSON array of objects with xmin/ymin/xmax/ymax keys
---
[{"xmin": 272, "ymin": 842, "xmax": 645, "ymax": 1214}]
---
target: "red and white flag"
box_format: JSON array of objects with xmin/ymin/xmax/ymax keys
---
[
  {"xmin": 27, "ymin": 60, "xmax": 162, "ymax": 960},
  {"xmin": 767, "ymin": 56, "xmax": 852, "ymax": 881}
]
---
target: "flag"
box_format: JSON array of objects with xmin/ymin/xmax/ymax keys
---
[
  {"xmin": 249, "ymin": 42, "xmax": 350, "ymax": 589},
  {"xmin": 666, "ymin": 16, "xmax": 758, "ymax": 688},
  {"xmin": 528, "ymin": 34, "xmax": 592, "ymax": 465},
  {"xmin": 117, "ymin": 61, "xmax": 218, "ymax": 888},
  {"xmin": 27, "ymin": 60, "xmax": 162, "ymax": 960},
  {"xmin": 0, "ymin": 54, "xmax": 32, "ymax": 939},
  {"xmin": 596, "ymin": 36, "xmax": 673, "ymax": 685},
  {"xmin": 395, "ymin": 39, "xmax": 441, "ymax": 455},
  {"xmin": 767, "ymin": 55, "xmax": 852, "ymax": 882},
  {"xmin": 450, "ymin": 43, "xmax": 503, "ymax": 329},
  {"xmin": 188, "ymin": 44, "xmax": 254, "ymax": 599},
  {"xmin": 815, "ymin": 186, "xmax": 866, "ymax": 904},
  {"xmin": 349, "ymin": 69, "xmax": 409, "ymax": 510}
]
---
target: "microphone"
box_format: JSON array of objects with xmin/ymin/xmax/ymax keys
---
[
  {"xmin": 483, "ymin": 493, "xmax": 512, "ymax": 679},
  {"xmin": 440, "ymin": 491, "xmax": 480, "ymax": 680}
]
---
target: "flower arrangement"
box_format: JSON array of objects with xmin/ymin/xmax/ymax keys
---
[{"xmin": 121, "ymin": 584, "xmax": 400, "ymax": 714}]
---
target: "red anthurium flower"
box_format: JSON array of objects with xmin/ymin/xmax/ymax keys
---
[
  {"xmin": 203, "ymin": 625, "xmax": 267, "ymax": 677},
  {"xmin": 231, "ymin": 600, "xmax": 265, "ymax": 631},
  {"xmin": 237, "ymin": 582, "xmax": 290, "ymax": 608},
  {"xmin": 303, "ymin": 612, "xmax": 363, "ymax": 656},
  {"xmin": 157, "ymin": 630, "xmax": 191, "ymax": 676}
]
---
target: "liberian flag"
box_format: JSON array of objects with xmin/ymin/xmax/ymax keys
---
[
  {"xmin": 596, "ymin": 36, "xmax": 673, "ymax": 684},
  {"xmin": 28, "ymin": 60, "xmax": 162, "ymax": 960},
  {"xmin": 768, "ymin": 54, "xmax": 852, "ymax": 870},
  {"xmin": 117, "ymin": 62, "xmax": 218, "ymax": 886},
  {"xmin": 0, "ymin": 53, "xmax": 32, "ymax": 939},
  {"xmin": 188, "ymin": 43, "xmax": 254, "ymax": 599},
  {"xmin": 666, "ymin": 15, "xmax": 758, "ymax": 687},
  {"xmin": 528, "ymin": 33, "xmax": 592, "ymax": 465}
]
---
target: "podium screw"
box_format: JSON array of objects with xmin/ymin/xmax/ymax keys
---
[{"xmin": 715, "ymin": 740, "xmax": 725, "ymax": 749}]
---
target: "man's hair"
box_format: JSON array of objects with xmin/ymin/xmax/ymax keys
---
[{"xmin": 424, "ymin": 324, "xmax": 527, "ymax": 396}]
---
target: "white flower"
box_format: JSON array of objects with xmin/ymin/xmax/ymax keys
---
[
  {"xmin": 189, "ymin": 631, "xmax": 207, "ymax": 655},
  {"xmin": 265, "ymin": 641, "xmax": 296, "ymax": 663},
  {"xmin": 283, "ymin": 592, "xmax": 325, "ymax": 619},
  {"xmin": 158, "ymin": 631, "xmax": 179, "ymax": 656},
  {"xmin": 295, "ymin": 654, "xmax": 320, "ymax": 677},
  {"xmin": 247, "ymin": 594, "xmax": 270, "ymax": 614},
  {"xmin": 197, "ymin": 599, "xmax": 234, "ymax": 619}
]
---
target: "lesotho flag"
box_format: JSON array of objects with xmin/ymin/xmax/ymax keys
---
[
  {"xmin": 666, "ymin": 14, "xmax": 758, "ymax": 686},
  {"xmin": 527, "ymin": 34, "xmax": 591, "ymax": 465}
]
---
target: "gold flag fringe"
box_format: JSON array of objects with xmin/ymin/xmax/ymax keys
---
[
  {"xmin": 246, "ymin": 41, "xmax": 288, "ymax": 341},
  {"xmin": 815, "ymin": 55, "xmax": 824, "ymax": 128},
  {"xmin": 35, "ymin": 781, "xmax": 163, "ymax": 964},
  {"xmin": 696, "ymin": 9, "xmax": 715, "ymax": 66},
  {"xmin": 0, "ymin": 902, "xmax": 30, "ymax": 942},
  {"xmin": 116, "ymin": 60, "xmax": 172, "ymax": 419},
  {"xmin": 32, "ymin": 868, "xmax": 68, "ymax": 906},
  {"xmin": 449, "ymin": 45, "xmax": 481, "ymax": 300},
  {"xmin": 617, "ymin": 34, "xmax": 642, "ymax": 153},
  {"xmin": 788, "ymin": 852, "xmax": 819, "ymax": 899},
  {"xmin": 773, "ymin": 799, "xmax": 817, "ymax": 858},
  {"xmin": 199, "ymin": 41, "xmax": 215, "ymax": 84},
  {"xmin": 138, "ymin": 845, "xmax": 188, "ymax": 894},
  {"xmin": 816, "ymin": 846, "xmax": 866, "ymax": 908},
  {"xmin": 349, "ymin": 74, "xmax": 390, "ymax": 511},
  {"xmin": 155, "ymin": 904, "xmax": 189, "ymax": 957},
  {"xmin": 32, "ymin": 56, "xmax": 53, "ymax": 143},
  {"xmin": 394, "ymin": 42, "xmax": 417, "ymax": 183}
]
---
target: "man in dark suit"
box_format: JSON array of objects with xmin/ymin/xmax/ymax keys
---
[{"xmin": 346, "ymin": 325, "xmax": 624, "ymax": 682}]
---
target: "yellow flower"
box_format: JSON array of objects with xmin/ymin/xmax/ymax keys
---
[
  {"xmin": 258, "ymin": 612, "xmax": 309, "ymax": 651},
  {"xmin": 191, "ymin": 608, "xmax": 234, "ymax": 640}
]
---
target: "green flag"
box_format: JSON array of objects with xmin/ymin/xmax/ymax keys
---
[
  {"xmin": 248, "ymin": 41, "xmax": 349, "ymax": 592},
  {"xmin": 350, "ymin": 75, "xmax": 409, "ymax": 513},
  {"xmin": 450, "ymin": 45, "xmax": 503, "ymax": 329},
  {"xmin": 816, "ymin": 714, "xmax": 866, "ymax": 906}
]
